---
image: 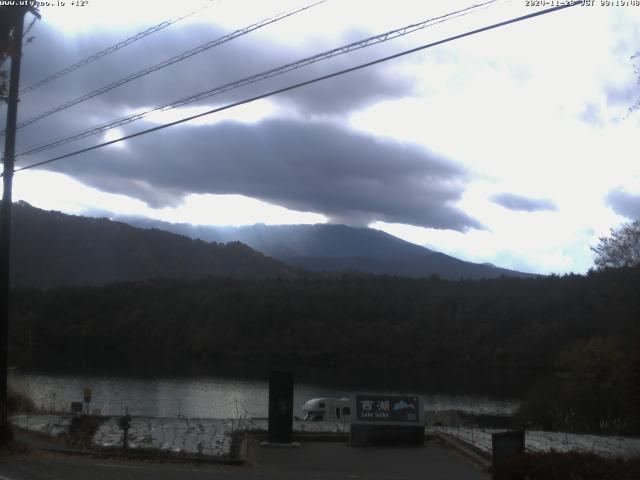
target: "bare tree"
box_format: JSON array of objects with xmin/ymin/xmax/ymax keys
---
[{"xmin": 592, "ymin": 219, "xmax": 640, "ymax": 269}]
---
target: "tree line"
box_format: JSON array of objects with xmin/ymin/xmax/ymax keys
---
[{"xmin": 8, "ymin": 267, "xmax": 639, "ymax": 371}]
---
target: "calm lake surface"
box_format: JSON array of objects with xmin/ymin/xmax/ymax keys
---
[{"xmin": 9, "ymin": 364, "xmax": 527, "ymax": 419}]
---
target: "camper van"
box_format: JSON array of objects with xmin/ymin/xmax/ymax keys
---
[{"xmin": 302, "ymin": 397, "xmax": 351, "ymax": 422}]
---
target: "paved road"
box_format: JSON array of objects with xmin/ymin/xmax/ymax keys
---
[{"xmin": 0, "ymin": 439, "xmax": 489, "ymax": 479}]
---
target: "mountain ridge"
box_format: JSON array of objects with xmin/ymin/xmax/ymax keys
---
[
  {"xmin": 115, "ymin": 216, "xmax": 536, "ymax": 280},
  {"xmin": 9, "ymin": 201, "xmax": 303, "ymax": 288}
]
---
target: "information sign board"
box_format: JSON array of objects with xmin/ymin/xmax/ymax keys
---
[
  {"xmin": 349, "ymin": 393, "xmax": 425, "ymax": 446},
  {"xmin": 352, "ymin": 394, "xmax": 423, "ymax": 425}
]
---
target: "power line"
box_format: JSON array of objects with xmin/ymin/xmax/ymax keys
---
[
  {"xmin": 9, "ymin": 0, "xmax": 327, "ymax": 133},
  {"xmin": 18, "ymin": 0, "xmax": 219, "ymax": 96},
  {"xmin": 3, "ymin": 0, "xmax": 327, "ymax": 136},
  {"xmin": 11, "ymin": 1, "xmax": 583, "ymax": 175},
  {"xmin": 15, "ymin": 0, "xmax": 498, "ymax": 159}
]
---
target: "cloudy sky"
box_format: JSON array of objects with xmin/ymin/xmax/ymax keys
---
[{"xmin": 3, "ymin": 0, "xmax": 640, "ymax": 274}]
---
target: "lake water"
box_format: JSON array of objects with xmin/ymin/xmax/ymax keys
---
[{"xmin": 9, "ymin": 366, "xmax": 521, "ymax": 419}]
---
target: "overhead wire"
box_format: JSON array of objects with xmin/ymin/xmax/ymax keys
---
[
  {"xmin": 15, "ymin": 0, "xmax": 498, "ymax": 159},
  {"xmin": 2, "ymin": 0, "xmax": 327, "ymax": 136},
  {"xmin": 18, "ymin": 0, "xmax": 220, "ymax": 96},
  {"xmin": 22, "ymin": 13, "xmax": 38, "ymax": 43},
  {"xmin": 10, "ymin": 1, "xmax": 583, "ymax": 175}
]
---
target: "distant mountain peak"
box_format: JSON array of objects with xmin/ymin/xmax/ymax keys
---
[{"xmin": 116, "ymin": 215, "xmax": 535, "ymax": 280}]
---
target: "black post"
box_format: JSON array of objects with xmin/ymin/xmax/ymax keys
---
[
  {"xmin": 267, "ymin": 371, "xmax": 294, "ymax": 444},
  {"xmin": 123, "ymin": 425, "xmax": 129, "ymax": 452},
  {"xmin": 118, "ymin": 410, "xmax": 131, "ymax": 453},
  {"xmin": 491, "ymin": 430, "xmax": 525, "ymax": 479},
  {"xmin": 0, "ymin": 6, "xmax": 26, "ymax": 446}
]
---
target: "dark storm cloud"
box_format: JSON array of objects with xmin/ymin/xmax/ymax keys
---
[
  {"xmin": 14, "ymin": 15, "xmax": 478, "ymax": 231},
  {"xmin": 42, "ymin": 118, "xmax": 482, "ymax": 231},
  {"xmin": 606, "ymin": 188, "xmax": 640, "ymax": 219},
  {"xmin": 18, "ymin": 20, "xmax": 412, "ymax": 127},
  {"xmin": 14, "ymin": 95, "xmax": 124, "ymax": 157},
  {"xmin": 490, "ymin": 193, "xmax": 557, "ymax": 212}
]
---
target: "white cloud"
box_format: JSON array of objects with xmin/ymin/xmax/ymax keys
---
[
  {"xmin": 153, "ymin": 193, "xmax": 327, "ymax": 226},
  {"xmin": 102, "ymin": 128, "xmax": 127, "ymax": 148},
  {"xmin": 136, "ymin": 99, "xmax": 279, "ymax": 126},
  {"xmin": 37, "ymin": 0, "xmax": 208, "ymax": 33},
  {"xmin": 346, "ymin": 4, "xmax": 640, "ymax": 274},
  {"xmin": 13, "ymin": 170, "xmax": 150, "ymax": 215},
  {"xmin": 12, "ymin": 170, "xmax": 326, "ymax": 227}
]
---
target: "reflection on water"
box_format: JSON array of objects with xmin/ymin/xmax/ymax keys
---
[{"xmin": 9, "ymin": 369, "xmax": 520, "ymax": 418}]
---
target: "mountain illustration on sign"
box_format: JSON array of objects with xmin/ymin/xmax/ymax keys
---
[{"xmin": 392, "ymin": 400, "xmax": 416, "ymax": 411}]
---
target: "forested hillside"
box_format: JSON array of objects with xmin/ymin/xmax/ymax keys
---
[
  {"xmin": 9, "ymin": 202, "xmax": 303, "ymax": 287},
  {"xmin": 9, "ymin": 266, "xmax": 640, "ymax": 371}
]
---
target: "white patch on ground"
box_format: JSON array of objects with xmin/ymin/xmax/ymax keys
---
[
  {"xmin": 10, "ymin": 414, "xmax": 71, "ymax": 437},
  {"xmin": 428, "ymin": 427, "xmax": 640, "ymax": 458},
  {"xmin": 92, "ymin": 417, "xmax": 234, "ymax": 457},
  {"xmin": 422, "ymin": 397, "xmax": 519, "ymax": 416},
  {"xmin": 11, "ymin": 414, "xmax": 234, "ymax": 457},
  {"xmin": 244, "ymin": 418, "xmax": 350, "ymax": 434}
]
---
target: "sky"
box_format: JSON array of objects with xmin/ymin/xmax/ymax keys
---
[{"xmin": 2, "ymin": 0, "xmax": 640, "ymax": 275}]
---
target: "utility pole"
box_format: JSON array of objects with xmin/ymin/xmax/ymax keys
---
[{"xmin": 0, "ymin": 6, "xmax": 29, "ymax": 446}]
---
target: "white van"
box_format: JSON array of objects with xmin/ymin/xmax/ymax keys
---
[{"xmin": 302, "ymin": 397, "xmax": 351, "ymax": 422}]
